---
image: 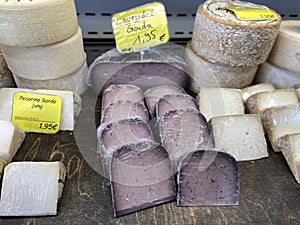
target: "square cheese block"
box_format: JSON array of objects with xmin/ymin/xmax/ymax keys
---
[
  {"xmin": 198, "ymin": 88, "xmax": 244, "ymax": 121},
  {"xmin": 277, "ymin": 133, "xmax": 300, "ymax": 184},
  {"xmin": 260, "ymin": 104, "xmax": 300, "ymax": 152},
  {"xmin": 0, "ymin": 161, "xmax": 66, "ymax": 216},
  {"xmin": 0, "ymin": 120, "xmax": 25, "ymax": 164},
  {"xmin": 210, "ymin": 114, "xmax": 268, "ymax": 161},
  {"xmin": 241, "ymin": 83, "xmax": 275, "ymax": 103},
  {"xmin": 246, "ymin": 89, "xmax": 298, "ymax": 114}
]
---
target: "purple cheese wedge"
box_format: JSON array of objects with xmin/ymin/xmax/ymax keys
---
[
  {"xmin": 156, "ymin": 94, "xmax": 199, "ymax": 119},
  {"xmin": 101, "ymin": 84, "xmax": 144, "ymax": 113},
  {"xmin": 177, "ymin": 150, "xmax": 239, "ymax": 206},
  {"xmin": 101, "ymin": 100, "xmax": 149, "ymax": 125},
  {"xmin": 144, "ymin": 84, "xmax": 184, "ymax": 117},
  {"xmin": 158, "ymin": 109, "xmax": 212, "ymax": 171},
  {"xmin": 110, "ymin": 141, "xmax": 176, "ymax": 217}
]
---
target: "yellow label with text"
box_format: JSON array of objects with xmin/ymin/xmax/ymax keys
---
[
  {"xmin": 12, "ymin": 92, "xmax": 62, "ymax": 134},
  {"xmin": 112, "ymin": 2, "xmax": 169, "ymax": 53},
  {"xmin": 227, "ymin": 7, "xmax": 279, "ymax": 21}
]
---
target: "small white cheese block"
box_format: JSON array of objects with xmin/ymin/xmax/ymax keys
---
[
  {"xmin": 13, "ymin": 61, "xmax": 88, "ymax": 96},
  {"xmin": 0, "ymin": 120, "xmax": 25, "ymax": 164},
  {"xmin": 0, "ymin": 161, "xmax": 66, "ymax": 216},
  {"xmin": 241, "ymin": 83, "xmax": 275, "ymax": 103},
  {"xmin": 210, "ymin": 114, "xmax": 268, "ymax": 161},
  {"xmin": 277, "ymin": 133, "xmax": 300, "ymax": 184},
  {"xmin": 185, "ymin": 40, "xmax": 257, "ymax": 93},
  {"xmin": 0, "ymin": 88, "xmax": 81, "ymax": 131},
  {"xmin": 0, "ymin": 0, "xmax": 78, "ymax": 47},
  {"xmin": 254, "ymin": 61, "xmax": 300, "ymax": 89},
  {"xmin": 260, "ymin": 104, "xmax": 300, "ymax": 152},
  {"xmin": 268, "ymin": 20, "xmax": 300, "ymax": 73},
  {"xmin": 246, "ymin": 89, "xmax": 299, "ymax": 114},
  {"xmin": 191, "ymin": 0, "xmax": 281, "ymax": 67},
  {"xmin": 0, "ymin": 50, "xmax": 15, "ymax": 88},
  {"xmin": 1, "ymin": 26, "xmax": 85, "ymax": 80},
  {"xmin": 198, "ymin": 88, "xmax": 244, "ymax": 121}
]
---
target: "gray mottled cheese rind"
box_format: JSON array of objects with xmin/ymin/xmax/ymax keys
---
[
  {"xmin": 13, "ymin": 61, "xmax": 88, "ymax": 96},
  {"xmin": 0, "ymin": 161, "xmax": 66, "ymax": 216},
  {"xmin": 0, "ymin": 0, "xmax": 78, "ymax": 47},
  {"xmin": 1, "ymin": 26, "xmax": 85, "ymax": 80},
  {"xmin": 110, "ymin": 141, "xmax": 176, "ymax": 217},
  {"xmin": 198, "ymin": 88, "xmax": 244, "ymax": 121},
  {"xmin": 241, "ymin": 83, "xmax": 275, "ymax": 103},
  {"xmin": 277, "ymin": 133, "xmax": 300, "ymax": 184},
  {"xmin": 177, "ymin": 150, "xmax": 239, "ymax": 206},
  {"xmin": 246, "ymin": 89, "xmax": 299, "ymax": 114},
  {"xmin": 192, "ymin": 0, "xmax": 281, "ymax": 67},
  {"xmin": 0, "ymin": 88, "xmax": 81, "ymax": 131},
  {"xmin": 185, "ymin": 40, "xmax": 257, "ymax": 93},
  {"xmin": 0, "ymin": 50, "xmax": 15, "ymax": 88},
  {"xmin": 210, "ymin": 114, "xmax": 268, "ymax": 161}
]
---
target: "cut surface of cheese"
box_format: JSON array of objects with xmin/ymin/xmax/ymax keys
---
[
  {"xmin": 0, "ymin": 161, "xmax": 66, "ymax": 216},
  {"xmin": 185, "ymin": 41, "xmax": 257, "ymax": 93},
  {"xmin": 276, "ymin": 133, "xmax": 300, "ymax": 184},
  {"xmin": 0, "ymin": 50, "xmax": 15, "ymax": 88},
  {"xmin": 210, "ymin": 114, "xmax": 268, "ymax": 161},
  {"xmin": 1, "ymin": 27, "xmax": 85, "ymax": 80},
  {"xmin": 191, "ymin": 0, "xmax": 281, "ymax": 67},
  {"xmin": 13, "ymin": 61, "xmax": 88, "ymax": 96},
  {"xmin": 246, "ymin": 89, "xmax": 299, "ymax": 114},
  {"xmin": 241, "ymin": 83, "xmax": 275, "ymax": 103},
  {"xmin": 0, "ymin": 88, "xmax": 81, "ymax": 131},
  {"xmin": 198, "ymin": 88, "xmax": 244, "ymax": 121},
  {"xmin": 0, "ymin": 120, "xmax": 25, "ymax": 164},
  {"xmin": 268, "ymin": 20, "xmax": 300, "ymax": 73},
  {"xmin": 0, "ymin": 0, "xmax": 78, "ymax": 47}
]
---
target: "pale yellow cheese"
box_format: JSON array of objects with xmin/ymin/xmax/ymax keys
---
[{"xmin": 241, "ymin": 83, "xmax": 275, "ymax": 103}]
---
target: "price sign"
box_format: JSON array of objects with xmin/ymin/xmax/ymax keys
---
[
  {"xmin": 12, "ymin": 92, "xmax": 62, "ymax": 134},
  {"xmin": 226, "ymin": 7, "xmax": 279, "ymax": 21},
  {"xmin": 112, "ymin": 2, "xmax": 169, "ymax": 53}
]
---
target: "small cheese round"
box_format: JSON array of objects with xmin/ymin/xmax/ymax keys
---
[
  {"xmin": 0, "ymin": 51, "xmax": 15, "ymax": 88},
  {"xmin": 268, "ymin": 20, "xmax": 300, "ymax": 73},
  {"xmin": 185, "ymin": 40, "xmax": 257, "ymax": 93},
  {"xmin": 0, "ymin": 0, "xmax": 78, "ymax": 47},
  {"xmin": 192, "ymin": 0, "xmax": 281, "ymax": 66},
  {"xmin": 1, "ymin": 27, "xmax": 85, "ymax": 80}
]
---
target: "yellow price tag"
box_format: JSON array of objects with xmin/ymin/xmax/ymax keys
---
[
  {"xmin": 112, "ymin": 2, "xmax": 169, "ymax": 53},
  {"xmin": 12, "ymin": 92, "xmax": 62, "ymax": 134},
  {"xmin": 227, "ymin": 7, "xmax": 279, "ymax": 21}
]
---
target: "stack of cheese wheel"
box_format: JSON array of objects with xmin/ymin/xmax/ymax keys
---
[
  {"xmin": 255, "ymin": 20, "xmax": 300, "ymax": 88},
  {"xmin": 186, "ymin": 0, "xmax": 281, "ymax": 94},
  {"xmin": 0, "ymin": 0, "xmax": 88, "ymax": 95}
]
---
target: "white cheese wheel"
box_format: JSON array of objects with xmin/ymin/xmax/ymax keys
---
[
  {"xmin": 268, "ymin": 20, "xmax": 300, "ymax": 73},
  {"xmin": 198, "ymin": 88, "xmax": 244, "ymax": 121},
  {"xmin": 1, "ymin": 27, "xmax": 85, "ymax": 80},
  {"xmin": 0, "ymin": 161, "xmax": 66, "ymax": 216},
  {"xmin": 0, "ymin": 0, "xmax": 78, "ymax": 47},
  {"xmin": 0, "ymin": 51, "xmax": 15, "ymax": 87},
  {"xmin": 185, "ymin": 40, "xmax": 257, "ymax": 93},
  {"xmin": 13, "ymin": 61, "xmax": 88, "ymax": 96},
  {"xmin": 210, "ymin": 114, "xmax": 268, "ymax": 161},
  {"xmin": 192, "ymin": 0, "xmax": 281, "ymax": 66},
  {"xmin": 0, "ymin": 88, "xmax": 81, "ymax": 131},
  {"xmin": 241, "ymin": 83, "xmax": 275, "ymax": 102},
  {"xmin": 254, "ymin": 61, "xmax": 300, "ymax": 89}
]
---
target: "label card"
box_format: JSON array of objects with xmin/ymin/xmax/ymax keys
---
[
  {"xmin": 12, "ymin": 92, "xmax": 62, "ymax": 133},
  {"xmin": 226, "ymin": 7, "xmax": 279, "ymax": 21},
  {"xmin": 112, "ymin": 2, "xmax": 169, "ymax": 53}
]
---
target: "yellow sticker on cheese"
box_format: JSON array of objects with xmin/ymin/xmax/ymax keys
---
[
  {"xmin": 227, "ymin": 7, "xmax": 279, "ymax": 21},
  {"xmin": 12, "ymin": 92, "xmax": 62, "ymax": 134},
  {"xmin": 112, "ymin": 2, "xmax": 169, "ymax": 53}
]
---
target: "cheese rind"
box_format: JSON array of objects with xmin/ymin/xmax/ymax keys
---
[
  {"xmin": 0, "ymin": 50, "xmax": 15, "ymax": 88},
  {"xmin": 0, "ymin": 0, "xmax": 78, "ymax": 47},
  {"xmin": 241, "ymin": 83, "xmax": 275, "ymax": 103}
]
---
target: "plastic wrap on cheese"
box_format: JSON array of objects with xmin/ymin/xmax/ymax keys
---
[
  {"xmin": 0, "ymin": 161, "xmax": 66, "ymax": 216},
  {"xmin": 241, "ymin": 83, "xmax": 275, "ymax": 103}
]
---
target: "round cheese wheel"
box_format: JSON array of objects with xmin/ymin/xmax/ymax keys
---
[
  {"xmin": 185, "ymin": 41, "xmax": 257, "ymax": 93},
  {"xmin": 191, "ymin": 0, "xmax": 281, "ymax": 66},
  {"xmin": 254, "ymin": 61, "xmax": 300, "ymax": 89},
  {"xmin": 13, "ymin": 61, "xmax": 88, "ymax": 96},
  {"xmin": 1, "ymin": 27, "xmax": 85, "ymax": 80},
  {"xmin": 0, "ymin": 0, "xmax": 78, "ymax": 47},
  {"xmin": 268, "ymin": 20, "xmax": 300, "ymax": 73},
  {"xmin": 0, "ymin": 51, "xmax": 15, "ymax": 88}
]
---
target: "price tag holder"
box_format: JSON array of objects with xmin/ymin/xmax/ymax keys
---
[
  {"xmin": 112, "ymin": 2, "xmax": 169, "ymax": 53},
  {"xmin": 226, "ymin": 7, "xmax": 279, "ymax": 21},
  {"xmin": 12, "ymin": 92, "xmax": 62, "ymax": 134}
]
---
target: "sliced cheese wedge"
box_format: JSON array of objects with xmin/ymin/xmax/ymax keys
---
[
  {"xmin": 0, "ymin": 161, "xmax": 66, "ymax": 216},
  {"xmin": 241, "ymin": 83, "xmax": 275, "ymax": 103}
]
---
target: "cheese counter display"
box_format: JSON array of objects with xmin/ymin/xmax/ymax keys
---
[{"xmin": 0, "ymin": 0, "xmax": 300, "ymax": 224}]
